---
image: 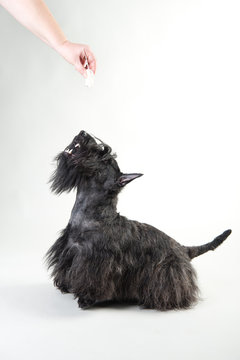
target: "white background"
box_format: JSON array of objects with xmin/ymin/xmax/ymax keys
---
[{"xmin": 0, "ymin": 0, "xmax": 239, "ymax": 359}]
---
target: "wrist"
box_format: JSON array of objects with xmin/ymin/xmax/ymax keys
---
[{"xmin": 53, "ymin": 39, "xmax": 72, "ymax": 61}]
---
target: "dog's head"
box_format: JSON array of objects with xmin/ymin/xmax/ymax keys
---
[{"xmin": 50, "ymin": 130, "xmax": 143, "ymax": 195}]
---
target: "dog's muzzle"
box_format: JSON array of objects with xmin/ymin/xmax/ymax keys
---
[{"xmin": 64, "ymin": 130, "xmax": 95, "ymax": 154}]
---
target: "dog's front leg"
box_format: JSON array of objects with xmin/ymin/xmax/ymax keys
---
[
  {"xmin": 75, "ymin": 287, "xmax": 100, "ymax": 309},
  {"xmin": 75, "ymin": 278, "xmax": 115, "ymax": 310}
]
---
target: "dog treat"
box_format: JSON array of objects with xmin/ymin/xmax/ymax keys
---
[
  {"xmin": 46, "ymin": 130, "xmax": 231, "ymax": 311},
  {"xmin": 85, "ymin": 69, "xmax": 94, "ymax": 88},
  {"xmin": 83, "ymin": 52, "xmax": 94, "ymax": 88}
]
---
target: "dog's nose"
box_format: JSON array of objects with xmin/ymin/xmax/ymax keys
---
[{"xmin": 80, "ymin": 130, "xmax": 88, "ymax": 137}]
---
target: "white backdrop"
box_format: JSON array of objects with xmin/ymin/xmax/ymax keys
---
[{"xmin": 0, "ymin": 1, "xmax": 239, "ymax": 359}]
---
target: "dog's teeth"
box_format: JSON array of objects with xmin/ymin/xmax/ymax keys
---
[
  {"xmin": 65, "ymin": 148, "xmax": 73, "ymax": 154},
  {"xmin": 75, "ymin": 143, "xmax": 80, "ymax": 148}
]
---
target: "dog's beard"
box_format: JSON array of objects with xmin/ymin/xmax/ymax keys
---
[{"xmin": 49, "ymin": 152, "xmax": 81, "ymax": 194}]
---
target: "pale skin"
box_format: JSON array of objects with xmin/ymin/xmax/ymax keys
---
[{"xmin": 0, "ymin": 0, "xmax": 96, "ymax": 77}]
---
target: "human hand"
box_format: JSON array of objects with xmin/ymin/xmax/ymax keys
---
[
  {"xmin": 56, "ymin": 40, "xmax": 96, "ymax": 78},
  {"xmin": 0, "ymin": 0, "xmax": 96, "ymax": 78}
]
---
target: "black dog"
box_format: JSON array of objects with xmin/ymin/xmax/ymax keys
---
[{"xmin": 46, "ymin": 130, "xmax": 231, "ymax": 310}]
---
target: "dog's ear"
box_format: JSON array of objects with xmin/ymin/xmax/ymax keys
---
[
  {"xmin": 49, "ymin": 153, "xmax": 80, "ymax": 194},
  {"xmin": 117, "ymin": 173, "xmax": 143, "ymax": 187}
]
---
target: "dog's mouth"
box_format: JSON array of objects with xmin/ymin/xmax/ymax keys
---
[{"xmin": 64, "ymin": 130, "xmax": 96, "ymax": 155}]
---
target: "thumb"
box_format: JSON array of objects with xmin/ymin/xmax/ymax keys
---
[{"xmin": 75, "ymin": 59, "xmax": 87, "ymax": 78}]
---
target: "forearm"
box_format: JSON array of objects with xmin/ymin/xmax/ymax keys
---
[
  {"xmin": 0, "ymin": 0, "xmax": 96, "ymax": 76},
  {"xmin": 0, "ymin": 0, "xmax": 67, "ymax": 50}
]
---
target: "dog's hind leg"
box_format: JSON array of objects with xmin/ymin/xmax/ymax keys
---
[{"xmin": 140, "ymin": 254, "xmax": 199, "ymax": 310}]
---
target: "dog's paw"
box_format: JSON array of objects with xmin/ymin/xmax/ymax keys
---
[{"xmin": 77, "ymin": 298, "xmax": 96, "ymax": 310}]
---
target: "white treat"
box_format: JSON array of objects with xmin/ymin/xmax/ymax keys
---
[{"xmin": 85, "ymin": 69, "xmax": 95, "ymax": 88}]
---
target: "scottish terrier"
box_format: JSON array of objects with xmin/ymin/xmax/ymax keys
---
[{"xmin": 46, "ymin": 130, "xmax": 231, "ymax": 310}]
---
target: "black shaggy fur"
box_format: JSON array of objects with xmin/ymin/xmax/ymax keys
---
[{"xmin": 46, "ymin": 130, "xmax": 231, "ymax": 310}]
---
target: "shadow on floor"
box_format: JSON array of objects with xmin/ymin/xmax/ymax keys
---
[
  {"xmin": 0, "ymin": 283, "xmax": 141, "ymax": 318},
  {"xmin": 0, "ymin": 283, "xmax": 82, "ymax": 318}
]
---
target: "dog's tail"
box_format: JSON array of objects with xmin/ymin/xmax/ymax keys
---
[{"xmin": 186, "ymin": 229, "xmax": 232, "ymax": 260}]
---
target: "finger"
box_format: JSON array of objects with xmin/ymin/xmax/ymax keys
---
[
  {"xmin": 80, "ymin": 49, "xmax": 89, "ymax": 68},
  {"xmin": 85, "ymin": 50, "xmax": 97, "ymax": 74},
  {"xmin": 80, "ymin": 52, "xmax": 86, "ymax": 66},
  {"xmin": 75, "ymin": 60, "xmax": 87, "ymax": 78}
]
